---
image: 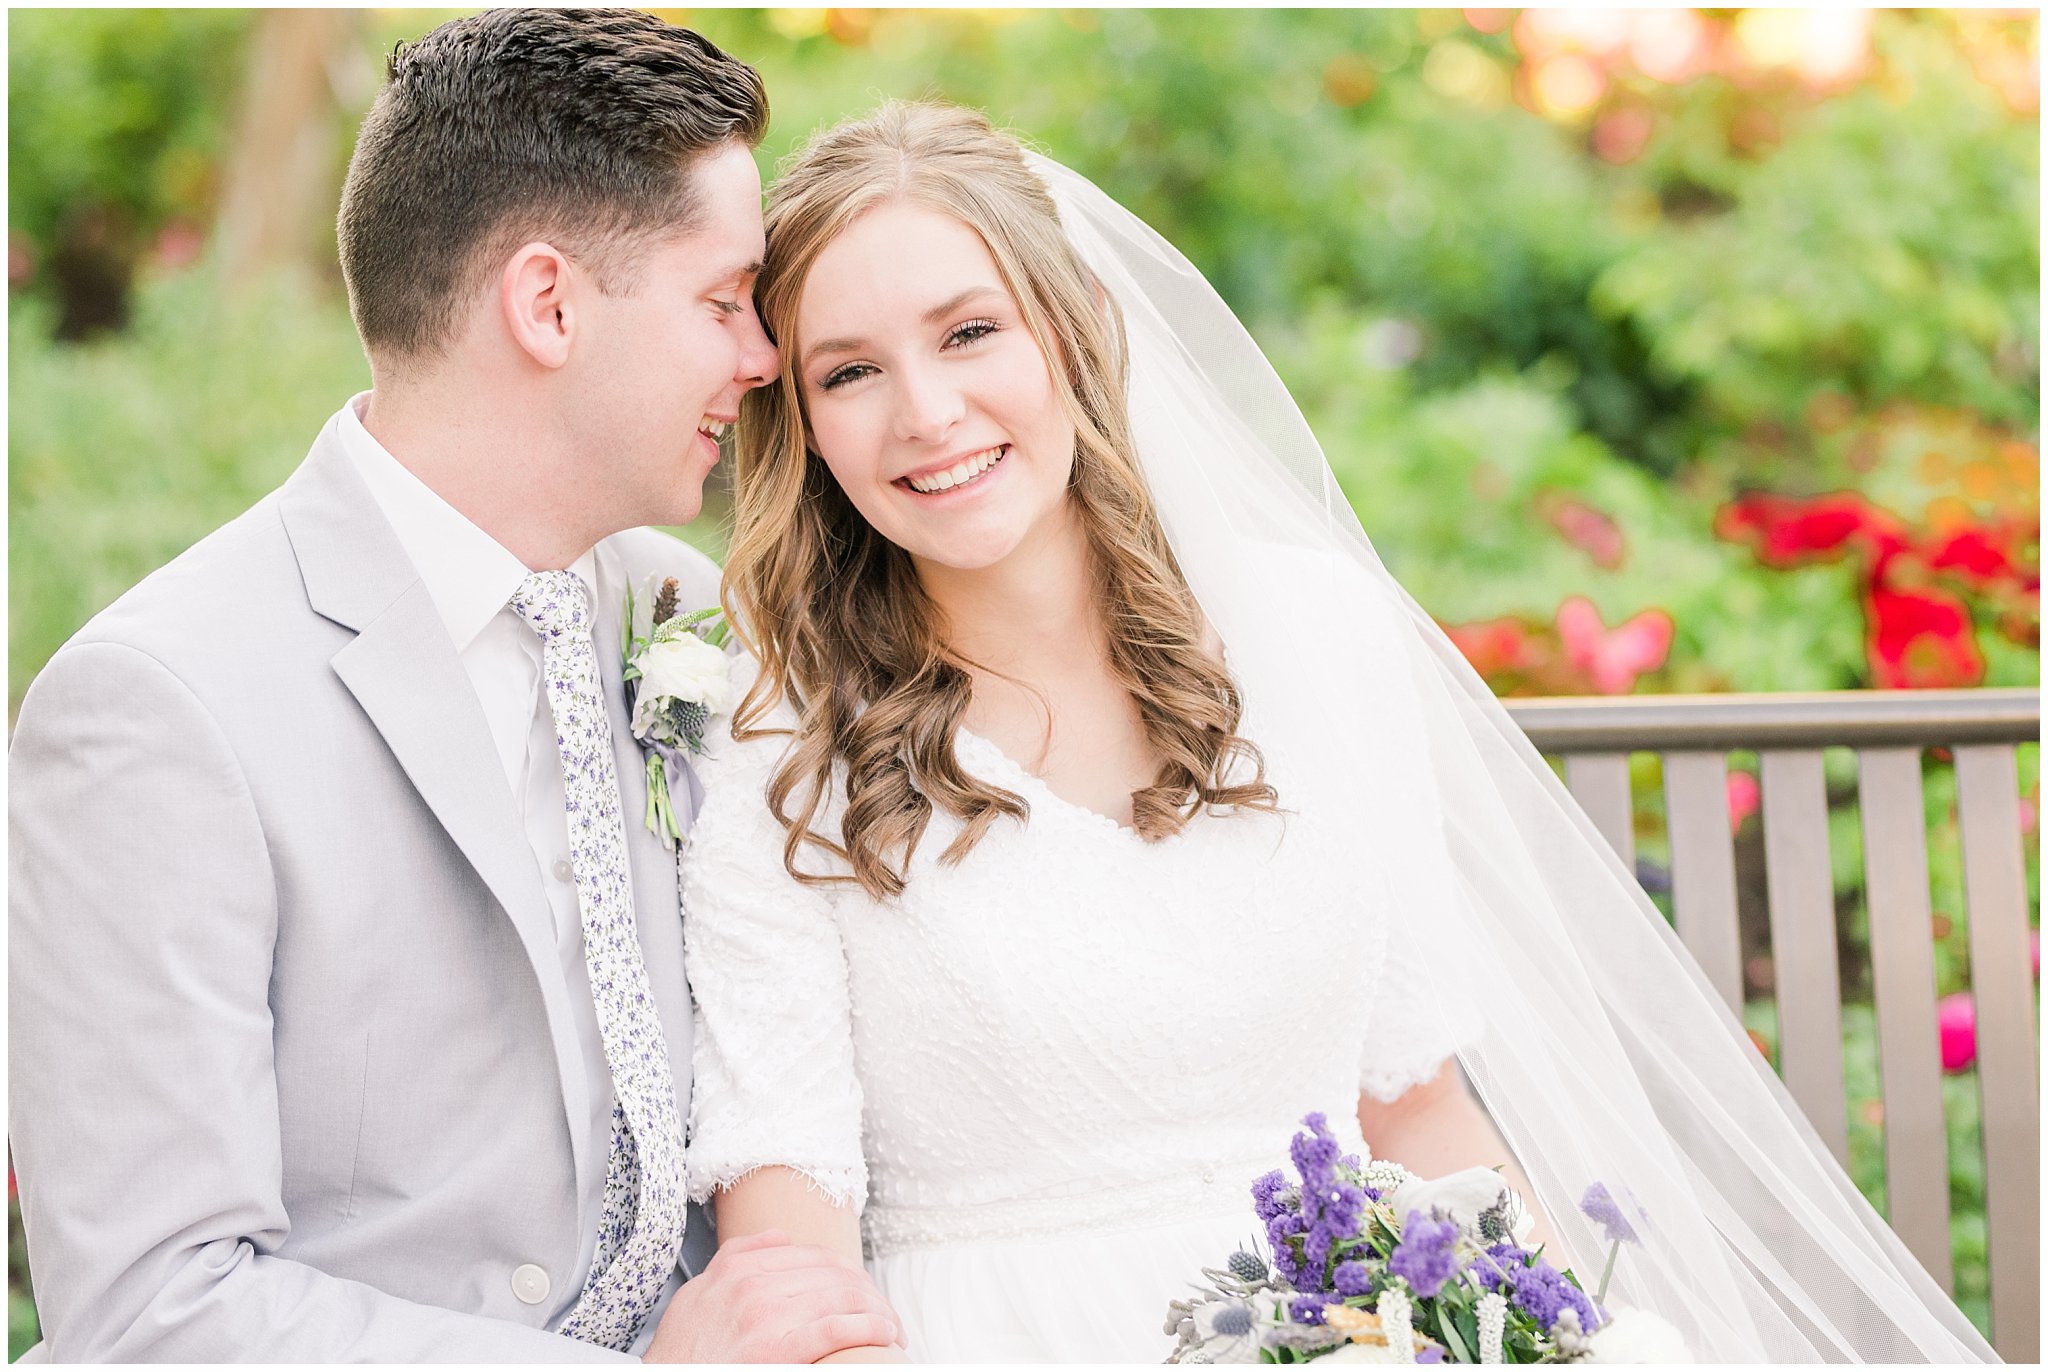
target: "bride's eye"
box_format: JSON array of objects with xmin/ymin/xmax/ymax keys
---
[
  {"xmin": 819, "ymin": 361, "xmax": 875, "ymax": 391},
  {"xmin": 944, "ymin": 318, "xmax": 999, "ymax": 349}
]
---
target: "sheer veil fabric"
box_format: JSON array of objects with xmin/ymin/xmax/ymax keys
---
[{"xmin": 1030, "ymin": 153, "xmax": 1995, "ymax": 1363}]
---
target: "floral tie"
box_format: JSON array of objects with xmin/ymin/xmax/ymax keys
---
[{"xmin": 512, "ymin": 570, "xmax": 686, "ymax": 1351}]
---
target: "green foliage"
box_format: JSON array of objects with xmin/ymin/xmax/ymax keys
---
[
  {"xmin": 8, "ymin": 269, "xmax": 369, "ymax": 709},
  {"xmin": 7, "ymin": 9, "xmax": 250, "ymax": 277},
  {"xmin": 1599, "ymin": 24, "xmax": 2039, "ymax": 449}
]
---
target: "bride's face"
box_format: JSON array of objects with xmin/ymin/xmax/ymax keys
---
[{"xmin": 793, "ymin": 201, "xmax": 1077, "ymax": 573}]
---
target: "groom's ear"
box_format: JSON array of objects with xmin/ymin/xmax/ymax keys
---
[{"xmin": 499, "ymin": 242, "xmax": 576, "ymax": 370}]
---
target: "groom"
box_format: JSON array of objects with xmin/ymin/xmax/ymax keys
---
[{"xmin": 9, "ymin": 11, "xmax": 900, "ymax": 1362}]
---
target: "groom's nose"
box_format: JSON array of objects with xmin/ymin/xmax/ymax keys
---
[{"xmin": 733, "ymin": 303, "xmax": 777, "ymax": 390}]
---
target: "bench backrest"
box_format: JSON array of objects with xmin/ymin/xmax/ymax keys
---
[{"xmin": 1504, "ymin": 687, "xmax": 2039, "ymax": 1362}]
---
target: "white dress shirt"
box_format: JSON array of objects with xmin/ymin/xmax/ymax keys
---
[{"xmin": 337, "ymin": 391, "xmax": 615, "ymax": 1252}]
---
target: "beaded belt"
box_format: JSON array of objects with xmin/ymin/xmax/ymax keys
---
[{"xmin": 861, "ymin": 1157, "xmax": 1276, "ymax": 1256}]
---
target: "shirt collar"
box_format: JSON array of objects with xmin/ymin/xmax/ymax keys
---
[{"xmin": 337, "ymin": 391, "xmax": 597, "ymax": 653}]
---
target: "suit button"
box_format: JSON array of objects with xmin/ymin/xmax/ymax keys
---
[
  {"xmin": 512, "ymin": 1263, "xmax": 551, "ymax": 1305},
  {"xmin": 553, "ymin": 859, "xmax": 574, "ymax": 883}
]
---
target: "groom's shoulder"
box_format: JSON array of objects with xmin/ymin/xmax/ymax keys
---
[
  {"xmin": 67, "ymin": 491, "xmax": 304, "ymax": 664},
  {"xmin": 603, "ymin": 525, "xmax": 722, "ymax": 604}
]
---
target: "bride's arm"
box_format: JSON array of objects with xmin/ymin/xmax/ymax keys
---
[
  {"xmin": 713, "ymin": 1168, "xmax": 863, "ymax": 1263},
  {"xmin": 681, "ymin": 683, "xmax": 906, "ymax": 1361},
  {"xmin": 1356, "ymin": 1064, "xmax": 1562, "ymax": 1259}
]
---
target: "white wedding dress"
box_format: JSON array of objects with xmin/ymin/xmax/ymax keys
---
[{"xmin": 679, "ymin": 653, "xmax": 1464, "ymax": 1363}]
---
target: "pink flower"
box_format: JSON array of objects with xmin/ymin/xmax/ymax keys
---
[
  {"xmin": 1937, "ymin": 993, "xmax": 1976, "ymax": 1074},
  {"xmin": 1726, "ymin": 772, "xmax": 1761, "ymax": 830},
  {"xmin": 1542, "ymin": 495, "xmax": 1628, "ymax": 570},
  {"xmin": 1555, "ymin": 597, "xmax": 1673, "ymax": 694}
]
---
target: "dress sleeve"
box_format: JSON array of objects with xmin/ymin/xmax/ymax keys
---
[
  {"xmin": 1356, "ymin": 900, "xmax": 1469, "ymax": 1103},
  {"xmin": 680, "ymin": 675, "xmax": 868, "ymax": 1211}
]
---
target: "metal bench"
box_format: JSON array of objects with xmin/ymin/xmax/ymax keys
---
[{"xmin": 1504, "ymin": 687, "xmax": 2040, "ymax": 1362}]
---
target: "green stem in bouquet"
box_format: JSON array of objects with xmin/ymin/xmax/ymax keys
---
[
  {"xmin": 1594, "ymin": 1240, "xmax": 1620, "ymax": 1306},
  {"xmin": 644, "ymin": 751, "xmax": 679, "ymax": 849}
]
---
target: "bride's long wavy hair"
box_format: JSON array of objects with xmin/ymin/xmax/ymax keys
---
[{"xmin": 725, "ymin": 101, "xmax": 1277, "ymax": 899}]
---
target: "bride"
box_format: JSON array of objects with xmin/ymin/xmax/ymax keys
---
[{"xmin": 678, "ymin": 101, "xmax": 1993, "ymax": 1364}]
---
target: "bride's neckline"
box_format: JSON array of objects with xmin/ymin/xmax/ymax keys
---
[{"xmin": 952, "ymin": 725, "xmax": 1153, "ymax": 840}]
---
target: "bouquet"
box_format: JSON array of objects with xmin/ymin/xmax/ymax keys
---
[{"xmin": 1163, "ymin": 1114, "xmax": 1689, "ymax": 1364}]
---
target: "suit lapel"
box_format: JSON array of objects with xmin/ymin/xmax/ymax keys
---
[{"xmin": 279, "ymin": 420, "xmax": 592, "ymax": 1186}]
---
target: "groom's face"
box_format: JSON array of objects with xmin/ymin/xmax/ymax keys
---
[{"xmin": 568, "ymin": 143, "xmax": 776, "ymax": 527}]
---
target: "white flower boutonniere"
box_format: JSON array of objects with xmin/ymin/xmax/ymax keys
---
[{"xmin": 622, "ymin": 573, "xmax": 738, "ymax": 849}]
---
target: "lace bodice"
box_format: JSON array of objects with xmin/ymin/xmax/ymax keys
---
[{"xmin": 679, "ymin": 662, "xmax": 1460, "ymax": 1255}]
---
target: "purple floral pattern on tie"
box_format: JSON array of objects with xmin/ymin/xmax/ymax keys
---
[{"xmin": 513, "ymin": 571, "xmax": 685, "ymax": 1351}]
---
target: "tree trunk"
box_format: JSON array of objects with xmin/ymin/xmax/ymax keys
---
[{"xmin": 214, "ymin": 8, "xmax": 363, "ymax": 288}]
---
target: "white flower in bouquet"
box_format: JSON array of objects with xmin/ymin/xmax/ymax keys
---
[
  {"xmin": 1586, "ymin": 1308, "xmax": 1693, "ymax": 1364},
  {"xmin": 1183, "ymin": 1300, "xmax": 1263, "ymax": 1363},
  {"xmin": 1388, "ymin": 1166, "xmax": 1531, "ymax": 1243}
]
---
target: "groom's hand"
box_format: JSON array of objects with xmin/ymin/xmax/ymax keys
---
[{"xmin": 640, "ymin": 1229, "xmax": 906, "ymax": 1363}]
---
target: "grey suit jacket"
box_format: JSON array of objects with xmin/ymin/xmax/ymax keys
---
[{"xmin": 8, "ymin": 414, "xmax": 722, "ymax": 1360}]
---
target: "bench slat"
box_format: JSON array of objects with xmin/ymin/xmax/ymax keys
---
[
  {"xmin": 1565, "ymin": 752, "xmax": 1635, "ymax": 869},
  {"xmin": 1858, "ymin": 747, "xmax": 1953, "ymax": 1293},
  {"xmin": 1663, "ymin": 751, "xmax": 1744, "ymax": 1012},
  {"xmin": 1760, "ymin": 749, "xmax": 1849, "ymax": 1167},
  {"xmin": 1954, "ymin": 744, "xmax": 2039, "ymax": 1362}
]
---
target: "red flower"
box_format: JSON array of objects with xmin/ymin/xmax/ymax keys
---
[
  {"xmin": 1924, "ymin": 526, "xmax": 2019, "ymax": 583},
  {"xmin": 1555, "ymin": 596, "xmax": 1674, "ymax": 694},
  {"xmin": 1865, "ymin": 584, "xmax": 1986, "ymax": 689},
  {"xmin": 1446, "ymin": 616, "xmax": 1537, "ymax": 678},
  {"xmin": 1714, "ymin": 491, "xmax": 1909, "ymax": 572}
]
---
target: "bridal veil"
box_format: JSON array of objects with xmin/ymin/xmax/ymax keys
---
[{"xmin": 1029, "ymin": 152, "xmax": 1997, "ymax": 1363}]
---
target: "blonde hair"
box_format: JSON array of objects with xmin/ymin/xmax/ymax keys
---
[{"xmin": 726, "ymin": 101, "xmax": 1277, "ymax": 899}]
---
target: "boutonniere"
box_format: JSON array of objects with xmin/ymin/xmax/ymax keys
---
[{"xmin": 622, "ymin": 574, "xmax": 739, "ymax": 849}]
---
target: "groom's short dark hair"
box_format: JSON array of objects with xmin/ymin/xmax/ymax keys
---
[{"xmin": 337, "ymin": 8, "xmax": 768, "ymax": 362}]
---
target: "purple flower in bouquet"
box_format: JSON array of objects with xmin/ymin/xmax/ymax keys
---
[
  {"xmin": 1579, "ymin": 1183, "xmax": 1639, "ymax": 1246},
  {"xmin": 1416, "ymin": 1348, "xmax": 1446, "ymax": 1363},
  {"xmin": 1332, "ymin": 1260, "xmax": 1374, "ymax": 1297},
  {"xmin": 1302, "ymin": 1178, "xmax": 1368, "ymax": 1277},
  {"xmin": 1267, "ymin": 1210, "xmax": 1308, "ymax": 1285},
  {"xmin": 1507, "ymin": 1258, "xmax": 1600, "ymax": 1333},
  {"xmin": 1475, "ymin": 1243, "xmax": 1532, "ymax": 1294},
  {"xmin": 1251, "ymin": 1169, "xmax": 1290, "ymax": 1222},
  {"xmin": 1288, "ymin": 1294, "xmax": 1329, "ymax": 1325},
  {"xmin": 1388, "ymin": 1210, "xmax": 1461, "ymax": 1299},
  {"xmin": 1289, "ymin": 1113, "xmax": 1341, "ymax": 1192},
  {"xmin": 1282, "ymin": 1114, "xmax": 1372, "ymax": 1286}
]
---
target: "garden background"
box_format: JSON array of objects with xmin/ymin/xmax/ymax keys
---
[{"xmin": 7, "ymin": 6, "xmax": 2039, "ymax": 1357}]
